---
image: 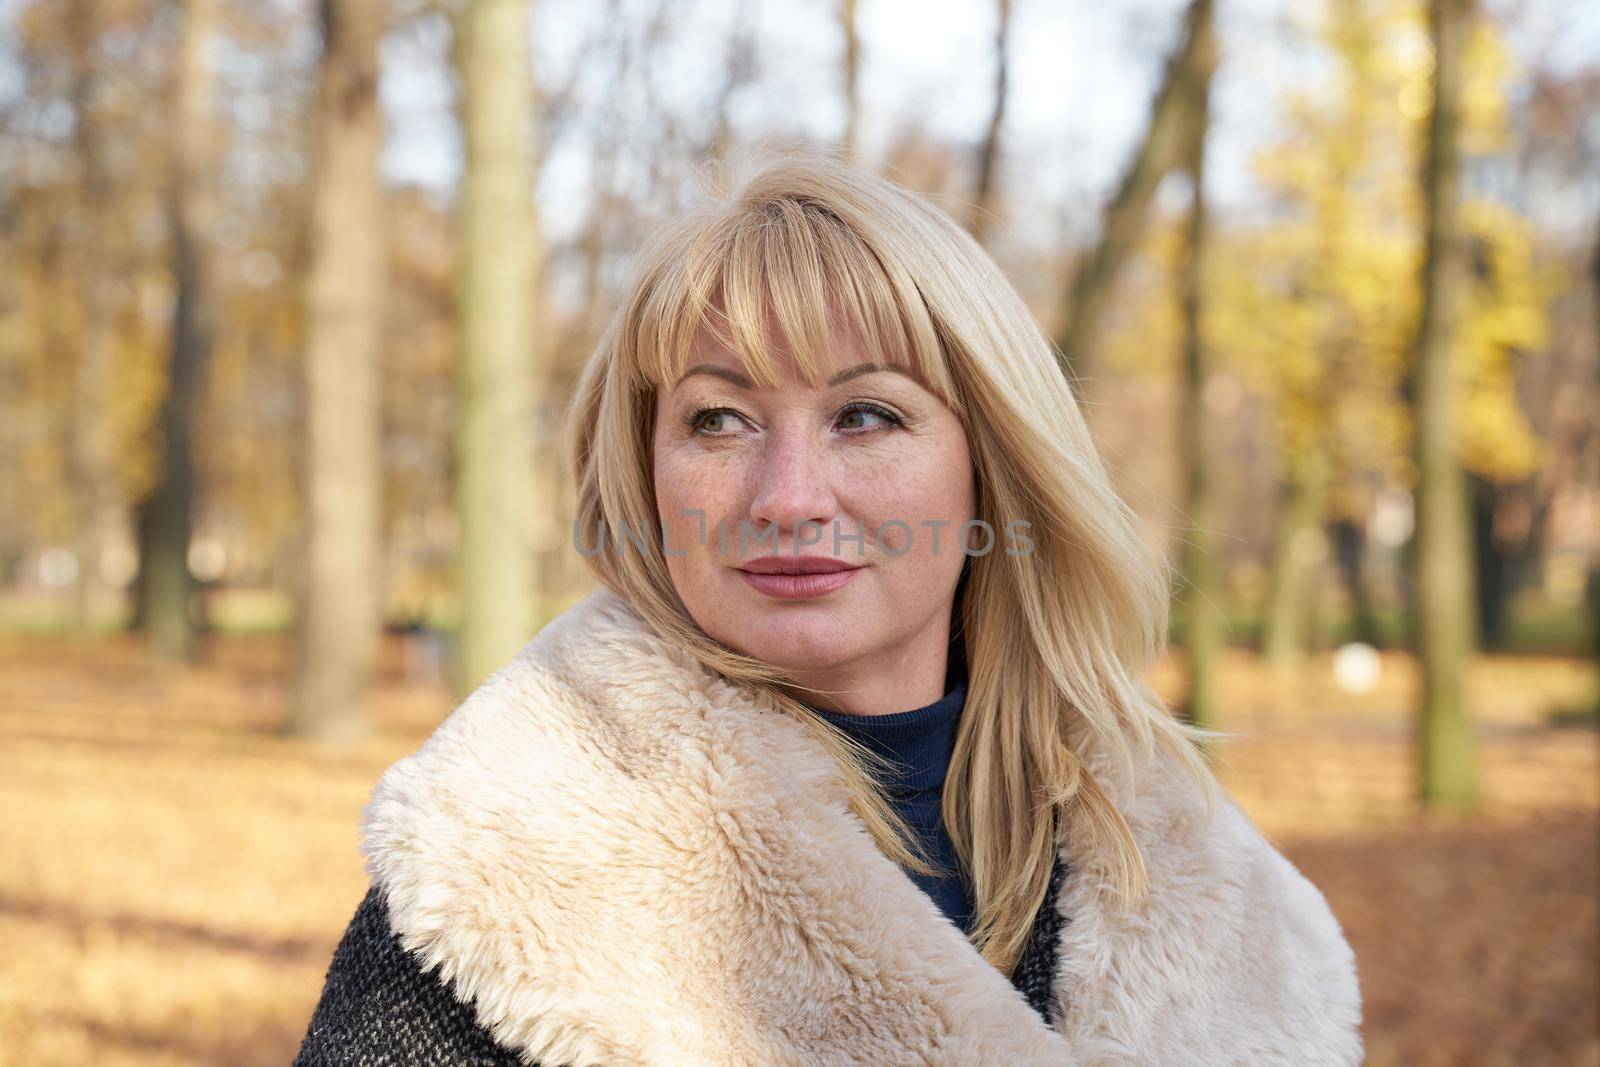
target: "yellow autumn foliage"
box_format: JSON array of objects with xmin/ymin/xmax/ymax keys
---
[{"xmin": 1102, "ymin": 0, "xmax": 1563, "ymax": 516}]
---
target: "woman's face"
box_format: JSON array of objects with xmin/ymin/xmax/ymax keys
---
[{"xmin": 651, "ymin": 319, "xmax": 976, "ymax": 711}]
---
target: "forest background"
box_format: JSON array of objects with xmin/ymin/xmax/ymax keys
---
[{"xmin": 0, "ymin": 0, "xmax": 1595, "ymax": 1063}]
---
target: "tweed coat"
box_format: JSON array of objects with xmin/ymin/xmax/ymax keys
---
[{"xmin": 296, "ymin": 586, "xmax": 1363, "ymax": 1066}]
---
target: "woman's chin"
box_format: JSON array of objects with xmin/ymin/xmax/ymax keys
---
[{"xmin": 722, "ymin": 617, "xmax": 866, "ymax": 675}]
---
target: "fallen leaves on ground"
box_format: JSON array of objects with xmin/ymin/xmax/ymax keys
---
[{"xmin": 1, "ymin": 631, "xmax": 1595, "ymax": 1066}]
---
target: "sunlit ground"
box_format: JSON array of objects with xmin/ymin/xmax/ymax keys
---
[{"xmin": 1, "ymin": 625, "xmax": 1595, "ymax": 1067}]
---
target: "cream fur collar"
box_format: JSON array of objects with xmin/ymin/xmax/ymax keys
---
[{"xmin": 362, "ymin": 588, "xmax": 1362, "ymax": 1065}]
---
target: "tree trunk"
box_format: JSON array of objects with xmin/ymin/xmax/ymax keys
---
[
  {"xmin": 136, "ymin": 0, "xmax": 220, "ymax": 664},
  {"xmin": 1263, "ymin": 449, "xmax": 1329, "ymax": 672},
  {"xmin": 1174, "ymin": 45, "xmax": 1221, "ymax": 731},
  {"xmin": 838, "ymin": 0, "xmax": 860, "ymax": 162},
  {"xmin": 286, "ymin": 0, "xmax": 386, "ymax": 743},
  {"xmin": 1591, "ymin": 219, "xmax": 1600, "ymax": 676},
  {"xmin": 967, "ymin": 0, "xmax": 1011, "ymax": 245},
  {"xmin": 67, "ymin": 0, "xmax": 116, "ymax": 635},
  {"xmin": 453, "ymin": 0, "xmax": 537, "ymax": 699},
  {"xmin": 1469, "ymin": 473, "xmax": 1516, "ymax": 650},
  {"xmin": 1055, "ymin": 0, "xmax": 1214, "ymax": 390},
  {"xmin": 1331, "ymin": 517, "xmax": 1384, "ymax": 648},
  {"xmin": 1411, "ymin": 0, "xmax": 1480, "ymax": 812}
]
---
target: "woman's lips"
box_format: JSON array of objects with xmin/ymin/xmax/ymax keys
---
[{"xmin": 736, "ymin": 566, "xmax": 864, "ymax": 600}]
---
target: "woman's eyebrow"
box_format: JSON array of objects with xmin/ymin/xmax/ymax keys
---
[{"xmin": 673, "ymin": 361, "xmax": 913, "ymax": 389}]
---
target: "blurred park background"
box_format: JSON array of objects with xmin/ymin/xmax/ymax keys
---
[{"xmin": 0, "ymin": 0, "xmax": 1596, "ymax": 1063}]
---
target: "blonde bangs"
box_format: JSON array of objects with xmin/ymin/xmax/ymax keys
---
[{"xmin": 624, "ymin": 193, "xmax": 958, "ymax": 409}]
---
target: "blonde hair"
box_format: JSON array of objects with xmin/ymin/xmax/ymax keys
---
[{"xmin": 563, "ymin": 146, "xmax": 1228, "ymax": 976}]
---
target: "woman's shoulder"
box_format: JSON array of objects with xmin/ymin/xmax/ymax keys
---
[
  {"xmin": 1052, "ymin": 732, "xmax": 1364, "ymax": 1064},
  {"xmin": 295, "ymin": 885, "xmax": 534, "ymax": 1066}
]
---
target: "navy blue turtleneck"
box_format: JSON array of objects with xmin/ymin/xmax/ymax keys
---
[{"xmin": 809, "ymin": 651, "xmax": 975, "ymax": 937}]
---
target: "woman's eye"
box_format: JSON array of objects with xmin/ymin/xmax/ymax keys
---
[
  {"xmin": 686, "ymin": 404, "xmax": 901, "ymax": 437},
  {"xmin": 836, "ymin": 403, "xmax": 901, "ymax": 433},
  {"xmin": 688, "ymin": 407, "xmax": 744, "ymax": 436}
]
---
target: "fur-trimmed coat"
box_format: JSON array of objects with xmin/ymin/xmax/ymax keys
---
[{"xmin": 296, "ymin": 587, "xmax": 1363, "ymax": 1065}]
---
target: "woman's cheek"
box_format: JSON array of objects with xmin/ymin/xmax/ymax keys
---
[
  {"xmin": 853, "ymin": 461, "xmax": 970, "ymax": 559},
  {"xmin": 659, "ymin": 454, "xmax": 741, "ymax": 562}
]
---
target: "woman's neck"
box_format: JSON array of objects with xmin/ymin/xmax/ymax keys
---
[{"xmin": 787, "ymin": 620, "xmax": 959, "ymax": 716}]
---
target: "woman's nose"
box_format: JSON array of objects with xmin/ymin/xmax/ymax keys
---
[{"xmin": 746, "ymin": 431, "xmax": 837, "ymax": 540}]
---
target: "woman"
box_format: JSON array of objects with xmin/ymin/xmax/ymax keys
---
[{"xmin": 296, "ymin": 152, "xmax": 1362, "ymax": 1065}]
